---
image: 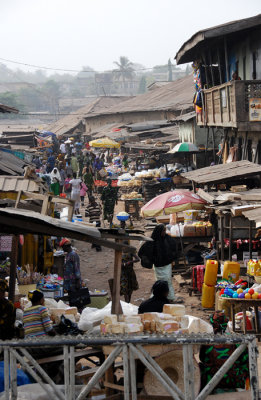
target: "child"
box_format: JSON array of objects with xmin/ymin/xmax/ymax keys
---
[
  {"xmin": 80, "ymin": 181, "xmax": 88, "ymax": 206},
  {"xmin": 64, "ymin": 174, "xmax": 72, "ymax": 198},
  {"xmin": 85, "ymin": 196, "xmax": 102, "ymax": 251}
]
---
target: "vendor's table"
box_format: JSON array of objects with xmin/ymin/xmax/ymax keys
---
[
  {"xmin": 170, "ymin": 236, "xmax": 213, "ymax": 268},
  {"xmin": 124, "ymin": 199, "xmax": 144, "ymax": 219},
  {"xmin": 226, "ymin": 298, "xmax": 261, "ymax": 337}
]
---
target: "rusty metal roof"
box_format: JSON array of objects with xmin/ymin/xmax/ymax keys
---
[
  {"xmin": 0, "ymin": 103, "xmax": 19, "ymax": 114},
  {"xmin": 48, "ymin": 96, "xmax": 130, "ymax": 137},
  {"xmin": 84, "ymin": 75, "xmax": 194, "ymax": 117},
  {"xmin": 176, "ymin": 14, "xmax": 261, "ymax": 64},
  {"xmin": 181, "ymin": 160, "xmax": 261, "ymax": 185}
]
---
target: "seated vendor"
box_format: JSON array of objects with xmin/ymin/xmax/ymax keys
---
[
  {"xmin": 138, "ymin": 280, "xmax": 169, "ymax": 314},
  {"xmin": 0, "ymin": 279, "xmax": 16, "ymax": 340},
  {"xmin": 23, "ymin": 290, "xmax": 56, "ymax": 338}
]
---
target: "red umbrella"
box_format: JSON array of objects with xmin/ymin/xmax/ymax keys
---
[{"xmin": 141, "ymin": 190, "xmax": 206, "ymax": 217}]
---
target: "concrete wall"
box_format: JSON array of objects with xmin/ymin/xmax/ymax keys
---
[
  {"xmin": 179, "ymin": 119, "xmax": 222, "ymax": 148},
  {"xmin": 84, "ymin": 110, "xmax": 179, "ymax": 134}
]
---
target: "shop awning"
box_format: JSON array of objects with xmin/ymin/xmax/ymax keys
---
[
  {"xmin": 0, "ymin": 208, "xmax": 135, "ymax": 252},
  {"xmin": 181, "ymin": 161, "xmax": 261, "ymax": 185}
]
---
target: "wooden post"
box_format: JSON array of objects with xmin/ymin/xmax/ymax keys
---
[
  {"xmin": 8, "ymin": 235, "xmax": 18, "ymax": 303},
  {"xmin": 229, "ymin": 214, "xmax": 233, "ymax": 261},
  {"xmin": 211, "ymin": 128, "xmax": 216, "ymax": 163},
  {"xmin": 217, "ymin": 48, "xmax": 223, "ymax": 84},
  {"xmin": 224, "ymin": 37, "xmax": 229, "ymax": 81},
  {"xmin": 209, "ymin": 50, "xmax": 215, "ymax": 86},
  {"xmin": 220, "ymin": 215, "xmax": 224, "ymax": 261},
  {"xmin": 203, "ymin": 53, "xmax": 209, "ymax": 88},
  {"xmin": 111, "ymin": 249, "xmax": 123, "ymax": 315},
  {"xmin": 249, "ymin": 220, "xmax": 253, "ymax": 259}
]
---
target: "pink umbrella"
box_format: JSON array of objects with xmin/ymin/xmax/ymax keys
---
[{"xmin": 141, "ymin": 190, "xmax": 206, "ymax": 217}]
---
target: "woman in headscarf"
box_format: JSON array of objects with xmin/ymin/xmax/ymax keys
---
[
  {"xmin": 50, "ymin": 167, "xmax": 61, "ymax": 196},
  {"xmin": 138, "ymin": 280, "xmax": 169, "ymax": 314},
  {"xmin": 150, "ymin": 224, "xmax": 181, "ymax": 303}
]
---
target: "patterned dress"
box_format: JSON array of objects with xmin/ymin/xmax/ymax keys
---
[{"xmin": 63, "ymin": 250, "xmax": 81, "ymax": 292}]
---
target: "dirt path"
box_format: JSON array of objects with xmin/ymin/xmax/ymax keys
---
[{"xmin": 75, "ymin": 197, "xmax": 207, "ymax": 321}]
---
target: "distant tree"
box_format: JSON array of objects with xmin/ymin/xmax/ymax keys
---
[
  {"xmin": 77, "ymin": 66, "xmax": 95, "ymax": 79},
  {"xmin": 42, "ymin": 80, "xmax": 61, "ymax": 114},
  {"xmin": 138, "ymin": 76, "xmax": 147, "ymax": 94},
  {"xmin": 113, "ymin": 56, "xmax": 134, "ymax": 81},
  {"xmin": 168, "ymin": 59, "xmax": 173, "ymax": 82}
]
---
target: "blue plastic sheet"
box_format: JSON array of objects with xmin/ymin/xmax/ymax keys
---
[{"xmin": 0, "ymin": 361, "xmax": 33, "ymax": 393}]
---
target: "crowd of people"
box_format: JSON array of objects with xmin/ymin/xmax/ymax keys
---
[{"xmin": 31, "ymin": 138, "xmax": 119, "ymax": 224}]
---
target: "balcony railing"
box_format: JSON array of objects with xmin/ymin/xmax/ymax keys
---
[{"xmin": 197, "ymin": 80, "xmax": 261, "ymax": 131}]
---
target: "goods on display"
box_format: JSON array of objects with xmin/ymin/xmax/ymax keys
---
[{"xmin": 222, "ymin": 261, "xmax": 240, "ymax": 282}]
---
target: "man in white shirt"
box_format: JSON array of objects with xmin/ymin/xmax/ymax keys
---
[{"xmin": 60, "ymin": 142, "xmax": 66, "ymax": 154}]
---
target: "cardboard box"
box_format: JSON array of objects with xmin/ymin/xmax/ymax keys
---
[
  {"xmin": 206, "ymin": 225, "xmax": 213, "ymax": 236},
  {"xmin": 183, "ymin": 210, "xmax": 198, "ymax": 224},
  {"xmin": 196, "ymin": 225, "xmax": 206, "ymax": 236},
  {"xmin": 183, "ymin": 224, "xmax": 196, "ymax": 237}
]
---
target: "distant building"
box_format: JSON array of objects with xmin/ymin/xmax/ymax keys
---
[{"xmin": 95, "ymin": 72, "xmax": 139, "ymax": 96}]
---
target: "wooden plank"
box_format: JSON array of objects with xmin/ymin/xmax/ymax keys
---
[{"xmin": 111, "ymin": 249, "xmax": 123, "ymax": 315}]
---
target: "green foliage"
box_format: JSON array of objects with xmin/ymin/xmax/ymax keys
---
[{"xmin": 113, "ymin": 56, "xmax": 135, "ymax": 81}]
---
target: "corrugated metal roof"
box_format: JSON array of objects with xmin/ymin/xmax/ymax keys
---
[
  {"xmin": 0, "ymin": 176, "xmax": 43, "ymax": 192},
  {"xmin": 0, "ymin": 150, "xmax": 27, "ymax": 175},
  {"xmin": 48, "ymin": 96, "xmax": 131, "ymax": 137},
  {"xmin": 176, "ymin": 14, "xmax": 261, "ymax": 64},
  {"xmin": 181, "ymin": 160, "xmax": 261, "ymax": 185},
  {"xmin": 0, "ymin": 103, "xmax": 19, "ymax": 114},
  {"xmin": 84, "ymin": 75, "xmax": 194, "ymax": 117}
]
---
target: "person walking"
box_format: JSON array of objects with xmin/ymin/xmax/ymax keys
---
[
  {"xmin": 70, "ymin": 172, "xmax": 82, "ymax": 214},
  {"xmin": 59, "ymin": 238, "xmax": 81, "ymax": 294},
  {"xmin": 85, "ymin": 196, "xmax": 102, "ymax": 251},
  {"xmin": 50, "ymin": 167, "xmax": 61, "ymax": 196},
  {"xmin": 139, "ymin": 224, "xmax": 182, "ymax": 303},
  {"xmin": 80, "ymin": 181, "xmax": 88, "ymax": 206},
  {"xmin": 101, "ymin": 179, "xmax": 118, "ymax": 226},
  {"xmin": 58, "ymin": 162, "xmax": 66, "ymax": 194},
  {"xmin": 64, "ymin": 174, "xmax": 72, "ymax": 198},
  {"xmin": 83, "ymin": 164, "xmax": 94, "ymax": 198}
]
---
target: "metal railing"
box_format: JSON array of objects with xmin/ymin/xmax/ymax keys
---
[{"xmin": 0, "ymin": 333, "xmax": 259, "ymax": 400}]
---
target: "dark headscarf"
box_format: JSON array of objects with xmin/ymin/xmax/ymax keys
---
[
  {"xmin": 151, "ymin": 224, "xmax": 165, "ymax": 241},
  {"xmin": 152, "ymin": 280, "xmax": 169, "ymax": 298}
]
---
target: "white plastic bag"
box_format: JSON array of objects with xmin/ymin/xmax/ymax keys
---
[{"xmin": 78, "ymin": 301, "xmax": 138, "ymax": 331}]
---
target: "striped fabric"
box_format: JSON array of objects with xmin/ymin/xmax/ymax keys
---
[{"xmin": 23, "ymin": 305, "xmax": 53, "ymax": 337}]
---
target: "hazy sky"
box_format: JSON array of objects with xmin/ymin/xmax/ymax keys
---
[{"xmin": 1, "ymin": 0, "xmax": 260, "ymax": 74}]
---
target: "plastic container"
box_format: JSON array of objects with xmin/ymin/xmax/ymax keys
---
[
  {"xmin": 201, "ymin": 283, "xmax": 215, "ymax": 308},
  {"xmin": 249, "ymin": 260, "xmax": 259, "ymax": 276},
  {"xmin": 222, "ymin": 261, "xmax": 240, "ymax": 282},
  {"xmin": 204, "ymin": 260, "xmax": 218, "ymax": 286}
]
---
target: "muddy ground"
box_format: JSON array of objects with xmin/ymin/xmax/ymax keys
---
[{"xmin": 75, "ymin": 198, "xmax": 208, "ymax": 322}]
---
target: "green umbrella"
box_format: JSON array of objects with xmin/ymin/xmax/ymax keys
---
[{"xmin": 168, "ymin": 142, "xmax": 199, "ymax": 154}]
